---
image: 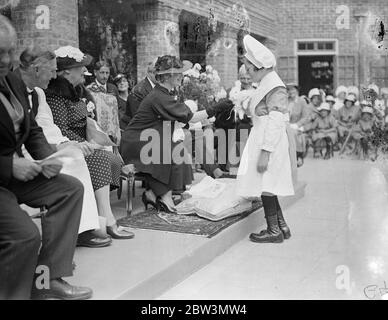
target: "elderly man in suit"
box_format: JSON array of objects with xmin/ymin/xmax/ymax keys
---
[
  {"xmin": 125, "ymin": 61, "xmax": 156, "ymax": 119},
  {"xmin": 0, "ymin": 16, "xmax": 92, "ymax": 300}
]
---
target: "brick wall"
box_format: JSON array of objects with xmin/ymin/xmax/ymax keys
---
[
  {"xmin": 10, "ymin": 0, "xmax": 78, "ymax": 57},
  {"xmin": 134, "ymin": 1, "xmax": 181, "ymax": 81},
  {"xmin": 274, "ymin": 0, "xmax": 388, "ymax": 88}
]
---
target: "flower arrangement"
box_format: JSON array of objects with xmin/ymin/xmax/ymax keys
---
[
  {"xmin": 228, "ymin": 80, "xmax": 257, "ymax": 121},
  {"xmin": 182, "ymin": 63, "xmax": 227, "ymax": 110}
]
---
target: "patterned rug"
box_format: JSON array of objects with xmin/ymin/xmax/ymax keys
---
[{"xmin": 117, "ymin": 201, "xmax": 262, "ymax": 238}]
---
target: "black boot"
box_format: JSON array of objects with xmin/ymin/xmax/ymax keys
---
[
  {"xmin": 296, "ymin": 152, "xmax": 304, "ymax": 167},
  {"xmin": 250, "ymin": 196, "xmax": 284, "ymax": 243},
  {"xmin": 324, "ymin": 138, "xmax": 332, "ymax": 160},
  {"xmin": 275, "ymin": 197, "xmax": 291, "ymax": 239}
]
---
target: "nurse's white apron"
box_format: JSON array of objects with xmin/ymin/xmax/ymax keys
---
[{"xmin": 236, "ymin": 113, "xmax": 295, "ymax": 197}]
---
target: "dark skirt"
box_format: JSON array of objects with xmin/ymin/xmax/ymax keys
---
[{"xmin": 121, "ymin": 124, "xmax": 193, "ymax": 193}]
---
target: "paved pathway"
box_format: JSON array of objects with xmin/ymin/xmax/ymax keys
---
[{"xmin": 159, "ymin": 158, "xmax": 388, "ymax": 300}]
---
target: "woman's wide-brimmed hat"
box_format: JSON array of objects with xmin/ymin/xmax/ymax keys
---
[
  {"xmin": 243, "ymin": 34, "xmax": 276, "ymax": 69},
  {"xmin": 55, "ymin": 46, "xmax": 93, "ymax": 72},
  {"xmin": 154, "ymin": 55, "xmax": 193, "ymax": 75},
  {"xmin": 335, "ymin": 85, "xmax": 348, "ymax": 97}
]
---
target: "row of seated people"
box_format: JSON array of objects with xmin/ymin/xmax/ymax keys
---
[
  {"xmin": 287, "ymin": 84, "xmax": 388, "ymax": 162},
  {"xmin": 0, "ymin": 20, "xmax": 231, "ymax": 298}
]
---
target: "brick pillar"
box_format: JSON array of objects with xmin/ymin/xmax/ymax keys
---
[
  {"xmin": 11, "ymin": 0, "xmax": 78, "ymax": 57},
  {"xmin": 206, "ymin": 26, "xmax": 238, "ymax": 89},
  {"xmin": 134, "ymin": 1, "xmax": 181, "ymax": 81}
]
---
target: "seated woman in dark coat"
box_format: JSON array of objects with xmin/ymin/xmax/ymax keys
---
[
  {"xmin": 45, "ymin": 46, "xmax": 134, "ymax": 240},
  {"xmin": 121, "ymin": 55, "xmax": 229, "ymax": 213}
]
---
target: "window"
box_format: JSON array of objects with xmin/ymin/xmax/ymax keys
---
[{"xmin": 295, "ymin": 40, "xmax": 337, "ymax": 55}]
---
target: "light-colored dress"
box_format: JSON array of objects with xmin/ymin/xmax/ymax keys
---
[
  {"xmin": 30, "ymin": 87, "xmax": 100, "ymax": 234},
  {"xmin": 87, "ymin": 82, "xmax": 121, "ymax": 145},
  {"xmin": 236, "ymin": 71, "xmax": 295, "ymax": 198}
]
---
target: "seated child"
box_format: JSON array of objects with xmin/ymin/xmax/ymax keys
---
[
  {"xmin": 311, "ymin": 102, "xmax": 338, "ymax": 159},
  {"xmin": 351, "ymin": 102, "xmax": 376, "ymax": 160},
  {"xmin": 337, "ymin": 93, "xmax": 361, "ymax": 146}
]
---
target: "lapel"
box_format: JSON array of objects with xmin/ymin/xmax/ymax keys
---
[
  {"xmin": 0, "ymin": 98, "xmax": 16, "ymax": 143},
  {"xmin": 4, "ymin": 74, "xmax": 31, "ymax": 148}
]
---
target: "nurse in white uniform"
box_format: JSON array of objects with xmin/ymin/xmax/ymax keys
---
[{"xmin": 236, "ymin": 35, "xmax": 295, "ymax": 243}]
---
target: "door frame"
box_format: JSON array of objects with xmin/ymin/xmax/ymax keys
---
[{"xmin": 294, "ymin": 39, "xmax": 338, "ymax": 91}]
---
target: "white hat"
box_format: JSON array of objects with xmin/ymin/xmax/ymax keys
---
[
  {"xmin": 335, "ymin": 86, "xmax": 348, "ymax": 97},
  {"xmin": 368, "ymin": 84, "xmax": 379, "ymax": 95},
  {"xmin": 243, "ymin": 34, "xmax": 276, "ymax": 69},
  {"xmin": 344, "ymin": 93, "xmax": 357, "ymax": 103},
  {"xmin": 361, "ymin": 106, "xmax": 374, "ymax": 114},
  {"xmin": 381, "ymin": 87, "xmax": 388, "ymax": 95},
  {"xmin": 317, "ymin": 102, "xmax": 331, "ymax": 112},
  {"xmin": 360, "ymin": 100, "xmax": 372, "ymax": 107},
  {"xmin": 347, "ymin": 86, "xmax": 359, "ymax": 98},
  {"xmin": 308, "ymin": 88, "xmax": 321, "ymax": 99},
  {"xmin": 326, "ymin": 95, "xmax": 335, "ymax": 103}
]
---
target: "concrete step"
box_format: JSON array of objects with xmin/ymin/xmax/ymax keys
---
[{"xmin": 70, "ymin": 180, "xmax": 306, "ymax": 300}]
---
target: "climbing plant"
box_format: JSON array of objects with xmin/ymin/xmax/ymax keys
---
[{"xmin": 78, "ymin": 0, "xmax": 137, "ymax": 87}]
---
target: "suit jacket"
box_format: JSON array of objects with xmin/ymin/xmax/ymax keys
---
[
  {"xmin": 125, "ymin": 77, "xmax": 153, "ymax": 119},
  {"xmin": 0, "ymin": 72, "xmax": 55, "ymax": 187}
]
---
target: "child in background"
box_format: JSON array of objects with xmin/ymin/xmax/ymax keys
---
[
  {"xmin": 337, "ymin": 93, "xmax": 361, "ymax": 147},
  {"xmin": 351, "ymin": 103, "xmax": 376, "ymax": 160},
  {"xmin": 311, "ymin": 102, "xmax": 338, "ymax": 159},
  {"xmin": 325, "ymin": 95, "xmax": 338, "ymax": 119}
]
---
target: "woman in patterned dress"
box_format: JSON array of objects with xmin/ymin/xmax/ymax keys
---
[{"xmin": 45, "ymin": 46, "xmax": 133, "ymax": 240}]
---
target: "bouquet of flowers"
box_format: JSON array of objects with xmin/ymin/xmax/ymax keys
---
[
  {"xmin": 228, "ymin": 80, "xmax": 257, "ymax": 121},
  {"xmin": 182, "ymin": 63, "xmax": 227, "ymax": 111}
]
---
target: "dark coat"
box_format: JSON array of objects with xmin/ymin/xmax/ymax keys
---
[
  {"xmin": 0, "ymin": 72, "xmax": 55, "ymax": 187},
  {"xmin": 121, "ymin": 84, "xmax": 193, "ymax": 185},
  {"xmin": 125, "ymin": 77, "xmax": 153, "ymax": 119}
]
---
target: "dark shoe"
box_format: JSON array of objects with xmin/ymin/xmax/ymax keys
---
[
  {"xmin": 107, "ymin": 224, "xmax": 135, "ymax": 239},
  {"xmin": 31, "ymin": 278, "xmax": 93, "ymax": 300},
  {"xmin": 142, "ymin": 191, "xmax": 157, "ymax": 210},
  {"xmin": 249, "ymin": 215, "xmax": 284, "ymax": 243},
  {"xmin": 77, "ymin": 231, "xmax": 112, "ymax": 248},
  {"xmin": 156, "ymin": 198, "xmax": 177, "ymax": 213}
]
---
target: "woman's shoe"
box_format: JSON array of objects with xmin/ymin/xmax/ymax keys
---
[
  {"xmin": 106, "ymin": 224, "xmax": 135, "ymax": 240},
  {"xmin": 156, "ymin": 198, "xmax": 177, "ymax": 213},
  {"xmin": 142, "ymin": 191, "xmax": 157, "ymax": 210}
]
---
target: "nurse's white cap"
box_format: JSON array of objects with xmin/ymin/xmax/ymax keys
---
[{"xmin": 243, "ymin": 34, "xmax": 276, "ymax": 69}]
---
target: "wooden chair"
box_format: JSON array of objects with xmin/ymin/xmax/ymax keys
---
[{"xmin": 117, "ymin": 164, "xmax": 148, "ymax": 216}]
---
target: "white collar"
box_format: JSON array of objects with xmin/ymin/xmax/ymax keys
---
[{"xmin": 146, "ymin": 76, "xmax": 155, "ymax": 88}]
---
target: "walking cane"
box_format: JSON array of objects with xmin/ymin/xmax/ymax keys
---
[{"xmin": 339, "ymin": 125, "xmax": 354, "ymax": 155}]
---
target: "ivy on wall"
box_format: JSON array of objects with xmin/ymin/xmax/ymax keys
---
[{"xmin": 78, "ymin": 0, "xmax": 137, "ymax": 87}]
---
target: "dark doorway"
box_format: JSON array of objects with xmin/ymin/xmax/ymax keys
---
[
  {"xmin": 179, "ymin": 10, "xmax": 222, "ymax": 69},
  {"xmin": 298, "ymin": 55, "xmax": 334, "ymax": 96}
]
